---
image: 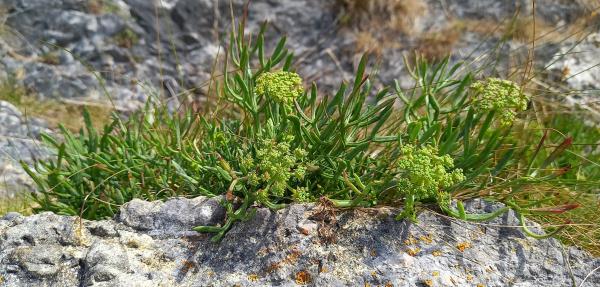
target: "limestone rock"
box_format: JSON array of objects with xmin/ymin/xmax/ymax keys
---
[{"xmin": 0, "ymin": 197, "xmax": 597, "ymax": 286}]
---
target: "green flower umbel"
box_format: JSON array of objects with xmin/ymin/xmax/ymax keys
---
[
  {"xmin": 252, "ymin": 139, "xmax": 308, "ymax": 198},
  {"xmin": 396, "ymin": 145, "xmax": 465, "ymax": 222},
  {"xmin": 470, "ymin": 78, "xmax": 529, "ymax": 126},
  {"xmin": 397, "ymin": 145, "xmax": 465, "ymax": 201},
  {"xmin": 255, "ymin": 71, "xmax": 304, "ymax": 104}
]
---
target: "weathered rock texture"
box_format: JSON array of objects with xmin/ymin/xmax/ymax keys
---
[
  {"xmin": 0, "ymin": 197, "xmax": 598, "ymax": 286},
  {"xmin": 0, "ymin": 101, "xmax": 51, "ymax": 197}
]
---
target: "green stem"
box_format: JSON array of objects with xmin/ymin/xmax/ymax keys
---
[
  {"xmin": 440, "ymin": 199, "xmax": 510, "ymax": 222},
  {"xmin": 395, "ymin": 193, "xmax": 416, "ymax": 222},
  {"xmin": 518, "ymin": 213, "xmax": 566, "ymax": 239},
  {"xmin": 329, "ymin": 199, "xmax": 372, "ymax": 208}
]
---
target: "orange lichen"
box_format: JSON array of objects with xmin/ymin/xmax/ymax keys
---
[
  {"xmin": 297, "ymin": 226, "xmax": 311, "ymax": 236},
  {"xmin": 370, "ymin": 249, "xmax": 377, "ymax": 257},
  {"xmin": 456, "ymin": 242, "xmax": 472, "ymax": 252},
  {"xmin": 285, "ymin": 249, "xmax": 302, "ymax": 264},
  {"xmin": 295, "ymin": 270, "xmax": 311, "ymax": 285},
  {"xmin": 266, "ymin": 262, "xmax": 281, "ymax": 273},
  {"xmin": 419, "ymin": 234, "xmax": 433, "ymax": 244},
  {"xmin": 406, "ymin": 247, "xmax": 421, "ymax": 256},
  {"xmin": 265, "ymin": 248, "xmax": 302, "ymax": 274},
  {"xmin": 404, "ymin": 236, "xmax": 418, "ymax": 245},
  {"xmin": 180, "ymin": 260, "xmax": 197, "ymax": 277}
]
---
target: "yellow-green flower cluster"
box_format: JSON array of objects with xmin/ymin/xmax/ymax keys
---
[
  {"xmin": 292, "ymin": 186, "xmax": 312, "ymax": 203},
  {"xmin": 397, "ymin": 145, "xmax": 465, "ymax": 201},
  {"xmin": 470, "ymin": 78, "xmax": 529, "ymax": 126},
  {"xmin": 255, "ymin": 71, "xmax": 304, "ymax": 104},
  {"xmin": 242, "ymin": 139, "xmax": 308, "ymax": 197}
]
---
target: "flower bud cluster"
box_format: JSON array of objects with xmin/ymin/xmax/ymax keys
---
[
  {"xmin": 470, "ymin": 78, "xmax": 529, "ymax": 126},
  {"xmin": 256, "ymin": 71, "xmax": 304, "ymax": 105},
  {"xmin": 397, "ymin": 145, "xmax": 465, "ymax": 201},
  {"xmin": 241, "ymin": 139, "xmax": 308, "ymax": 198}
]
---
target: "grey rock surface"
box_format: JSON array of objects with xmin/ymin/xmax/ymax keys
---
[
  {"xmin": 546, "ymin": 32, "xmax": 600, "ymax": 119},
  {"xmin": 0, "ymin": 101, "xmax": 51, "ymax": 197},
  {"xmin": 0, "ymin": 197, "xmax": 598, "ymax": 286}
]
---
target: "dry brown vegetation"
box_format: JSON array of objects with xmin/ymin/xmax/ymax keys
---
[
  {"xmin": 533, "ymin": 191, "xmax": 600, "ymax": 256},
  {"xmin": 336, "ymin": 0, "xmax": 427, "ymax": 35},
  {"xmin": 338, "ymin": 0, "xmax": 600, "ymax": 62},
  {"xmin": 87, "ymin": 0, "xmax": 121, "ymax": 15},
  {"xmin": 0, "ymin": 78, "xmax": 113, "ymax": 132},
  {"xmin": 336, "ymin": 0, "xmax": 428, "ymax": 55},
  {"xmin": 459, "ymin": 15, "xmax": 594, "ymax": 45},
  {"xmin": 0, "ymin": 192, "xmax": 33, "ymax": 216},
  {"xmin": 415, "ymin": 26, "xmax": 462, "ymax": 62}
]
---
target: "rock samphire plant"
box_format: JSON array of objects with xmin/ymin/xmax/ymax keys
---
[{"xmin": 23, "ymin": 21, "xmax": 582, "ymax": 242}]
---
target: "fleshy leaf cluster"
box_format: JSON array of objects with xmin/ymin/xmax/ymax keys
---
[
  {"xmin": 470, "ymin": 78, "xmax": 529, "ymax": 126},
  {"xmin": 255, "ymin": 71, "xmax": 304, "ymax": 104}
]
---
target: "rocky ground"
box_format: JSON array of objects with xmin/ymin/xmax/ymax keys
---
[
  {"xmin": 0, "ymin": 197, "xmax": 598, "ymax": 286},
  {"xmin": 0, "ymin": 101, "xmax": 50, "ymax": 198}
]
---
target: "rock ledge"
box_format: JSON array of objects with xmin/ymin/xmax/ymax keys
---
[{"xmin": 0, "ymin": 197, "xmax": 598, "ymax": 286}]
